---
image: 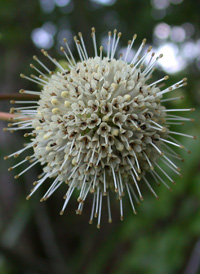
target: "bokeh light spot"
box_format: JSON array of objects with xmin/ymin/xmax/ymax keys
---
[
  {"xmin": 57, "ymin": 29, "xmax": 73, "ymax": 46},
  {"xmin": 91, "ymin": 0, "xmax": 116, "ymax": 6},
  {"xmin": 55, "ymin": 0, "xmax": 71, "ymax": 7},
  {"xmin": 40, "ymin": 0, "xmax": 55, "ymax": 13},
  {"xmin": 157, "ymin": 43, "xmax": 186, "ymax": 73},
  {"xmin": 151, "ymin": 0, "xmax": 170, "ymax": 9},
  {"xmin": 31, "ymin": 28, "xmax": 54, "ymax": 49},
  {"xmin": 171, "ymin": 26, "xmax": 186, "ymax": 42},
  {"xmin": 154, "ymin": 23, "xmax": 171, "ymax": 39},
  {"xmin": 182, "ymin": 23, "xmax": 195, "ymax": 38},
  {"xmin": 182, "ymin": 41, "xmax": 199, "ymax": 60},
  {"xmin": 42, "ymin": 22, "xmax": 57, "ymax": 36}
]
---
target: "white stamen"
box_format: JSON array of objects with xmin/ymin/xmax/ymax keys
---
[
  {"xmin": 97, "ymin": 191, "xmax": 103, "ymax": 228},
  {"xmin": 60, "ymin": 47, "xmax": 73, "ymax": 68},
  {"xmin": 151, "ymin": 142, "xmax": 163, "ymax": 155},
  {"xmin": 111, "ymin": 32, "xmax": 122, "ymax": 59},
  {"xmin": 78, "ymin": 32, "xmax": 89, "ymax": 59},
  {"xmin": 168, "ymin": 130, "xmax": 196, "ymax": 139},
  {"xmin": 160, "ymin": 158, "xmax": 181, "ymax": 175},
  {"xmin": 41, "ymin": 49, "xmax": 65, "ymax": 71},
  {"xmin": 91, "ymin": 27, "xmax": 98, "ymax": 57},
  {"xmin": 163, "ymin": 108, "xmax": 194, "ymax": 112},
  {"xmin": 127, "ymin": 157, "xmax": 140, "ymax": 180},
  {"xmin": 130, "ymin": 38, "xmax": 147, "ymax": 66},
  {"xmin": 16, "ymin": 159, "xmax": 39, "ymax": 178},
  {"xmin": 159, "ymin": 137, "xmax": 184, "ymax": 148},
  {"xmin": 124, "ymin": 34, "xmax": 137, "ymax": 62},
  {"xmin": 60, "ymin": 186, "xmax": 75, "ymax": 215},
  {"xmin": 126, "ymin": 183, "xmax": 137, "ymax": 214},
  {"xmin": 143, "ymin": 152, "xmax": 154, "ymax": 170},
  {"xmin": 63, "ymin": 38, "xmax": 76, "ymax": 66},
  {"xmin": 129, "ymin": 184, "xmax": 140, "ymax": 204},
  {"xmin": 89, "ymin": 194, "xmax": 96, "ymax": 224},
  {"xmin": 118, "ymin": 171, "xmax": 124, "ymax": 194},
  {"xmin": 30, "ymin": 64, "xmax": 50, "ymax": 80},
  {"xmin": 107, "ymin": 192, "xmax": 112, "ymax": 223},
  {"xmin": 155, "ymin": 163, "xmax": 174, "ymax": 183},
  {"xmin": 103, "ymin": 170, "xmax": 107, "ymax": 194},
  {"xmin": 119, "ymin": 199, "xmax": 123, "ymax": 220},
  {"xmin": 143, "ymin": 177, "xmax": 158, "ymax": 199},
  {"xmin": 107, "ymin": 31, "xmax": 111, "ymax": 59},
  {"xmin": 149, "ymin": 75, "xmax": 169, "ymax": 87},
  {"xmin": 20, "ymin": 74, "xmax": 44, "ymax": 86},
  {"xmin": 130, "ymin": 170, "xmax": 143, "ymax": 201},
  {"xmin": 161, "ymin": 96, "xmax": 184, "ymax": 103},
  {"xmin": 152, "ymin": 170, "xmax": 172, "ymax": 191},
  {"xmin": 33, "ymin": 55, "xmax": 51, "ymax": 73},
  {"xmin": 111, "ymin": 165, "xmax": 118, "ymax": 191},
  {"xmin": 162, "ymin": 154, "xmax": 179, "ymax": 171},
  {"xmin": 95, "ymin": 186, "xmax": 100, "ymax": 217}
]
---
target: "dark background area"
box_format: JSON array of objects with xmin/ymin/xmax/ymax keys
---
[{"xmin": 0, "ymin": 0, "xmax": 200, "ymax": 273}]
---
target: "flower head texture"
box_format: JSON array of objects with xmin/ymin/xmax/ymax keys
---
[{"xmin": 4, "ymin": 28, "xmax": 195, "ymax": 228}]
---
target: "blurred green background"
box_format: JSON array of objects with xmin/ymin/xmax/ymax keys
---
[{"xmin": 0, "ymin": 0, "xmax": 200, "ymax": 273}]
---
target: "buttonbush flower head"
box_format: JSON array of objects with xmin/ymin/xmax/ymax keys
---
[{"xmin": 4, "ymin": 28, "xmax": 195, "ymax": 228}]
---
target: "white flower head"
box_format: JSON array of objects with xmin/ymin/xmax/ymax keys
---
[{"xmin": 4, "ymin": 28, "xmax": 196, "ymax": 228}]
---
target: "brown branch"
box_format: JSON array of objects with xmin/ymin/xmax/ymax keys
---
[
  {"xmin": 0, "ymin": 94, "xmax": 39, "ymax": 101},
  {"xmin": 0, "ymin": 112, "xmax": 30, "ymax": 122}
]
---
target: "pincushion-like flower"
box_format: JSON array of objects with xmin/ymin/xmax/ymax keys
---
[{"xmin": 4, "ymin": 28, "xmax": 195, "ymax": 228}]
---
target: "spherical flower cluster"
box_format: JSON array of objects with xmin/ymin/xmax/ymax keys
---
[{"xmin": 4, "ymin": 28, "xmax": 195, "ymax": 228}]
